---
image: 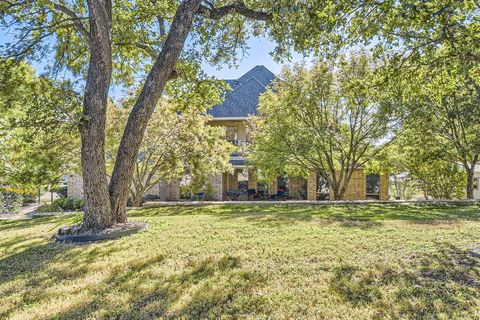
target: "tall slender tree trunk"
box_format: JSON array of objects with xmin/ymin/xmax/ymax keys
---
[
  {"xmin": 466, "ymin": 167, "xmax": 475, "ymax": 200},
  {"xmin": 80, "ymin": 0, "xmax": 113, "ymax": 230},
  {"xmin": 109, "ymin": 0, "xmax": 202, "ymax": 222},
  {"xmin": 131, "ymin": 192, "xmax": 144, "ymax": 208}
]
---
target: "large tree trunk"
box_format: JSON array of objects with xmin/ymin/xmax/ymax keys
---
[
  {"xmin": 108, "ymin": 0, "xmax": 203, "ymax": 221},
  {"xmin": 80, "ymin": 0, "xmax": 113, "ymax": 231}
]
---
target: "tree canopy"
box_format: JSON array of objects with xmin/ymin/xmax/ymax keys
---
[
  {"xmin": 1, "ymin": 0, "xmax": 479, "ymax": 230},
  {"xmin": 0, "ymin": 60, "xmax": 80, "ymax": 190},
  {"xmin": 250, "ymin": 54, "xmax": 399, "ymax": 200},
  {"xmin": 106, "ymin": 73, "xmax": 233, "ymax": 206}
]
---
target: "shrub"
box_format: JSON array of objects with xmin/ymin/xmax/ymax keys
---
[
  {"xmin": 0, "ymin": 192, "xmax": 24, "ymax": 214},
  {"xmin": 204, "ymin": 182, "xmax": 216, "ymax": 201},
  {"xmin": 55, "ymin": 186, "xmax": 68, "ymax": 198},
  {"xmin": 142, "ymin": 194, "xmax": 161, "ymax": 203},
  {"xmin": 36, "ymin": 197, "xmax": 85, "ymax": 212}
]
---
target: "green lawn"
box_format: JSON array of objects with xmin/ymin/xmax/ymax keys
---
[{"xmin": 1, "ymin": 204, "xmax": 480, "ymax": 319}]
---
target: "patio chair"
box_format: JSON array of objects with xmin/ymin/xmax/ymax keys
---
[
  {"xmin": 226, "ymin": 190, "xmax": 239, "ymax": 201},
  {"xmin": 247, "ymin": 188, "xmax": 257, "ymax": 200}
]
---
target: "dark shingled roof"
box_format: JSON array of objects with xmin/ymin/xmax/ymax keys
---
[
  {"xmin": 230, "ymin": 159, "xmax": 246, "ymax": 166},
  {"xmin": 208, "ymin": 65, "xmax": 275, "ymax": 118}
]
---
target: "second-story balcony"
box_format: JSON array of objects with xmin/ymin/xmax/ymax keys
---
[{"xmin": 227, "ymin": 139, "xmax": 250, "ymax": 157}]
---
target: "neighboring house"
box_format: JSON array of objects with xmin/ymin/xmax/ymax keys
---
[{"xmin": 205, "ymin": 65, "xmax": 390, "ymax": 201}]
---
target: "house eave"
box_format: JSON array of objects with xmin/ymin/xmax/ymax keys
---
[{"xmin": 210, "ymin": 117, "xmax": 249, "ymax": 121}]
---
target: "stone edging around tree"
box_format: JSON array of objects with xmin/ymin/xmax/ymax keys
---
[{"xmin": 54, "ymin": 221, "xmax": 148, "ymax": 243}]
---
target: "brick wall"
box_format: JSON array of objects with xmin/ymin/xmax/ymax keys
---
[
  {"xmin": 207, "ymin": 173, "xmax": 224, "ymax": 201},
  {"xmin": 329, "ymin": 169, "xmax": 366, "ymax": 200},
  {"xmin": 229, "ymin": 170, "xmax": 239, "ymax": 190},
  {"xmin": 248, "ymin": 168, "xmax": 257, "ymax": 190},
  {"xmin": 167, "ymin": 179, "xmax": 180, "ymax": 201},
  {"xmin": 68, "ymin": 174, "xmax": 168, "ymax": 201},
  {"xmin": 343, "ymin": 169, "xmax": 366, "ymax": 200}
]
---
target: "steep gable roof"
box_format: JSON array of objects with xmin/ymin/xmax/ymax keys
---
[{"xmin": 208, "ymin": 65, "xmax": 275, "ymax": 118}]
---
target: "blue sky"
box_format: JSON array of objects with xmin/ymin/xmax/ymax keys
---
[
  {"xmin": 201, "ymin": 36, "xmax": 309, "ymax": 79},
  {"xmin": 0, "ymin": 32, "xmax": 309, "ymax": 99}
]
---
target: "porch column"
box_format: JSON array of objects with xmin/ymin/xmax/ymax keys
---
[
  {"xmin": 307, "ymin": 171, "xmax": 317, "ymax": 201},
  {"xmin": 229, "ymin": 170, "xmax": 239, "ymax": 191},
  {"xmin": 248, "ymin": 168, "xmax": 257, "ymax": 190},
  {"xmin": 379, "ymin": 172, "xmax": 390, "ymax": 200},
  {"xmin": 269, "ymin": 178, "xmax": 278, "ymax": 196},
  {"xmin": 167, "ymin": 179, "xmax": 180, "ymax": 201}
]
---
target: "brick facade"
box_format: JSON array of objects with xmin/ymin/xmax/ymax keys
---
[
  {"xmin": 207, "ymin": 173, "xmax": 224, "ymax": 201},
  {"xmin": 229, "ymin": 170, "xmax": 239, "ymax": 191},
  {"xmin": 342, "ymin": 169, "xmax": 367, "ymax": 200},
  {"xmin": 327, "ymin": 169, "xmax": 390, "ymax": 201},
  {"xmin": 166, "ymin": 179, "xmax": 180, "ymax": 201},
  {"xmin": 66, "ymin": 174, "xmax": 178, "ymax": 201}
]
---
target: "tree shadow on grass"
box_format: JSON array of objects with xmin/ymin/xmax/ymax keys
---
[
  {"xmin": 328, "ymin": 244, "xmax": 480, "ymax": 318},
  {"xmin": 51, "ymin": 254, "xmax": 267, "ymax": 319},
  {"xmin": 130, "ymin": 204, "xmax": 480, "ymax": 227},
  {"xmin": 0, "ymin": 233, "xmax": 268, "ymax": 320},
  {"xmin": 0, "ymin": 215, "xmax": 81, "ymax": 232}
]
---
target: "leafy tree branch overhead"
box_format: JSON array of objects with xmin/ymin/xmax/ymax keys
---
[
  {"xmin": 1, "ymin": 0, "xmax": 478, "ymax": 231},
  {"xmin": 1, "ymin": 0, "xmax": 282, "ymax": 231}
]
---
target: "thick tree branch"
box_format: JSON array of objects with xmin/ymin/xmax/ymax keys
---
[
  {"xmin": 51, "ymin": 2, "xmax": 89, "ymax": 39},
  {"xmin": 198, "ymin": 1, "xmax": 272, "ymax": 21}
]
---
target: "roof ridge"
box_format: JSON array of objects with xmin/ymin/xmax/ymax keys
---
[
  {"xmin": 240, "ymin": 76, "xmax": 266, "ymax": 90},
  {"xmin": 223, "ymin": 75, "xmax": 265, "ymax": 101},
  {"xmin": 208, "ymin": 65, "xmax": 275, "ymax": 118}
]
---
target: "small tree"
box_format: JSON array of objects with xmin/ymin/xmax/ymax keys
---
[
  {"xmin": 393, "ymin": 128, "xmax": 466, "ymax": 200},
  {"xmin": 106, "ymin": 76, "xmax": 232, "ymax": 206},
  {"xmin": 402, "ymin": 58, "xmax": 480, "ymax": 199},
  {"xmin": 0, "ymin": 61, "xmax": 80, "ymax": 190},
  {"xmin": 251, "ymin": 55, "xmax": 398, "ymax": 200}
]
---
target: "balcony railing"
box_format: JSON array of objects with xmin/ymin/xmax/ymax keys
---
[
  {"xmin": 226, "ymin": 139, "xmax": 250, "ymax": 147},
  {"xmin": 227, "ymin": 139, "xmax": 250, "ymax": 155}
]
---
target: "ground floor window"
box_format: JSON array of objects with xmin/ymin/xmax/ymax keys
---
[
  {"xmin": 316, "ymin": 175, "xmax": 329, "ymax": 200},
  {"xmin": 366, "ymin": 174, "xmax": 380, "ymax": 199}
]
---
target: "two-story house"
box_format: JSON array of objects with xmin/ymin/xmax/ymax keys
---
[
  {"xmin": 204, "ymin": 65, "xmax": 390, "ymax": 201},
  {"xmin": 68, "ymin": 65, "xmax": 389, "ymax": 202},
  {"xmin": 203, "ymin": 65, "xmax": 275, "ymax": 200}
]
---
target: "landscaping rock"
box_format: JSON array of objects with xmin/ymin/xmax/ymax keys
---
[
  {"xmin": 470, "ymin": 248, "xmax": 480, "ymax": 258},
  {"xmin": 58, "ymin": 226, "xmax": 72, "ymax": 235},
  {"xmin": 55, "ymin": 221, "xmax": 148, "ymax": 243}
]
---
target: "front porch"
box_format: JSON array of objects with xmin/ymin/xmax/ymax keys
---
[{"xmin": 208, "ymin": 168, "xmax": 390, "ymax": 201}]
